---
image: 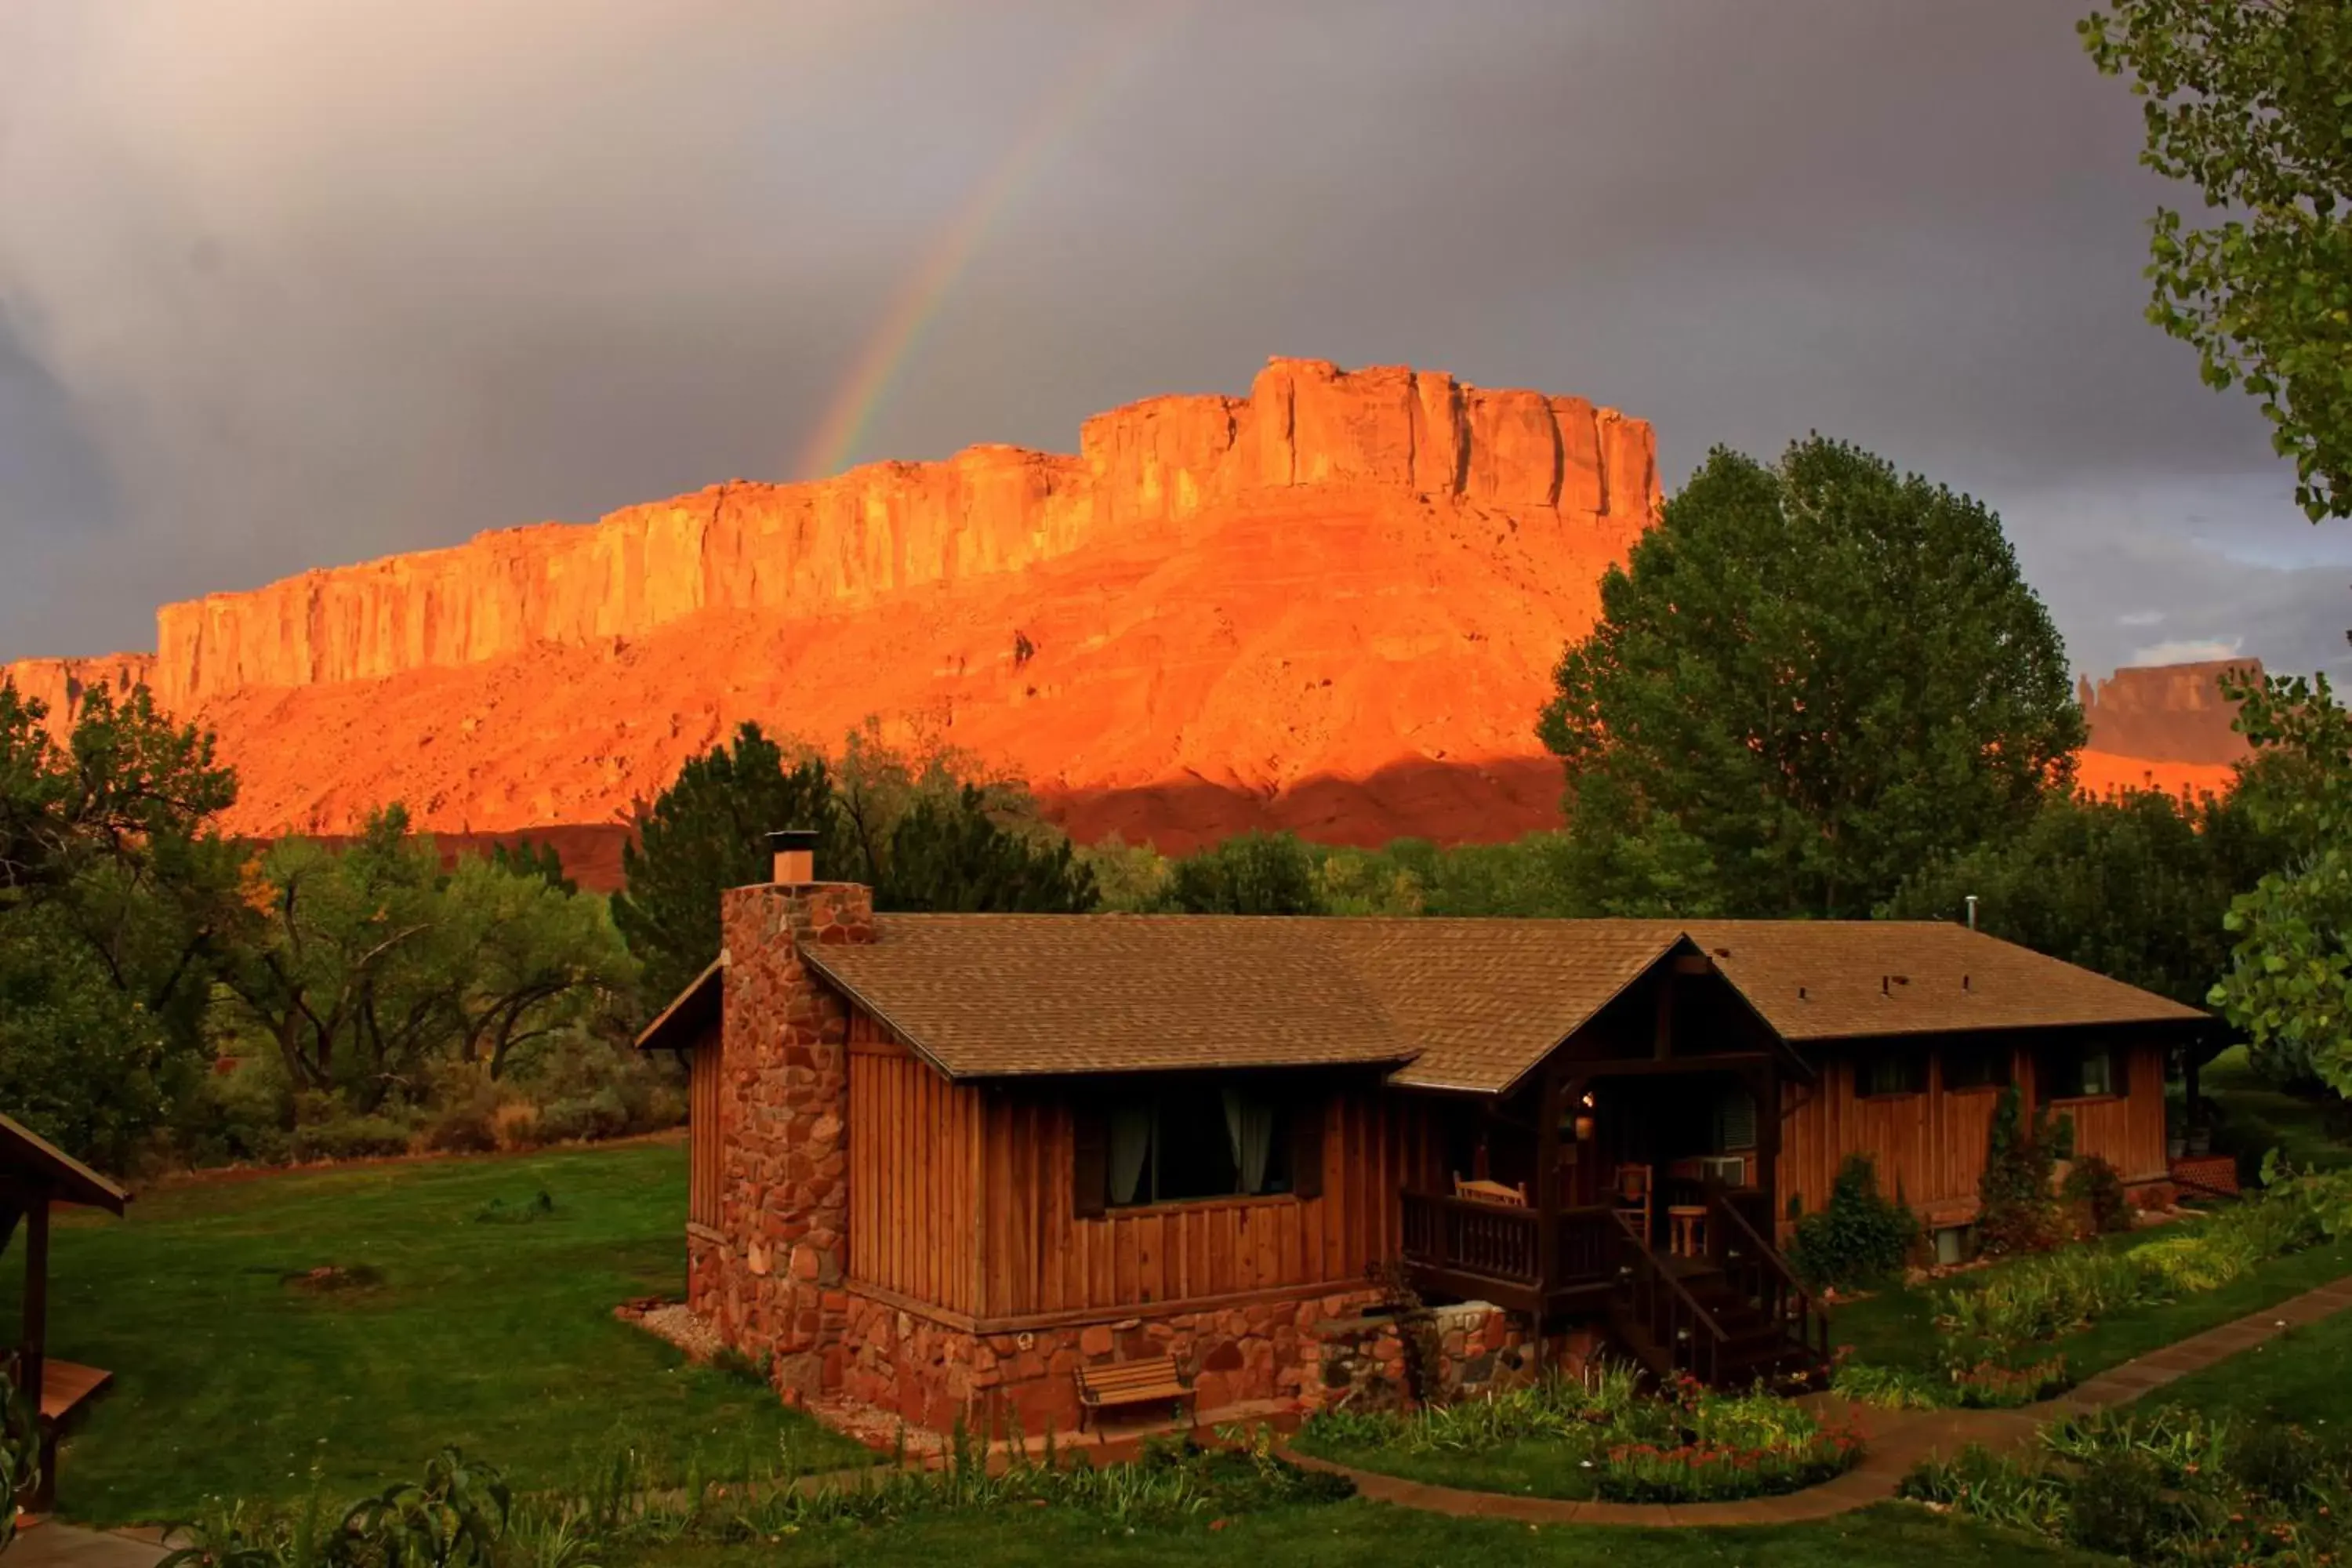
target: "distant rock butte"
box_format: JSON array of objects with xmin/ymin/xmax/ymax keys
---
[
  {"xmin": 2, "ymin": 358, "xmax": 1661, "ymax": 861},
  {"xmin": 2078, "ymin": 658, "xmax": 2263, "ymax": 767}
]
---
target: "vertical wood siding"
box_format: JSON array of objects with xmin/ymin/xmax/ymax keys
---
[
  {"xmin": 1774, "ymin": 1037, "xmax": 2172, "ymax": 1226},
  {"xmin": 688, "ymin": 1022, "xmax": 722, "ymax": 1229},
  {"xmin": 847, "ymin": 1014, "xmax": 984, "ymax": 1316},
  {"xmin": 977, "ymin": 1081, "xmax": 1399, "ymax": 1319}
]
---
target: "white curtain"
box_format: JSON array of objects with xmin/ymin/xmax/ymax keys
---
[
  {"xmin": 1109, "ymin": 1106, "xmax": 1153, "ymax": 1205},
  {"xmin": 1222, "ymin": 1089, "xmax": 1276, "ymax": 1195}
]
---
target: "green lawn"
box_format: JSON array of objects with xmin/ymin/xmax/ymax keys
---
[
  {"xmin": 2193, "ymin": 1044, "xmax": 2352, "ymax": 1174},
  {"xmin": 6, "ymin": 1138, "xmax": 868, "ymax": 1526},
  {"xmin": 608, "ymin": 1501, "xmax": 2100, "ymax": 1567},
  {"xmin": 1286, "ymin": 1432, "xmax": 1608, "ymax": 1500},
  {"xmin": 2158, "ymin": 1306, "xmax": 2352, "ymax": 1429},
  {"xmin": 1827, "ymin": 1225, "xmax": 2352, "ymax": 1379}
]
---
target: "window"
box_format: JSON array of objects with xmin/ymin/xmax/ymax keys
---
[
  {"xmin": 1711, "ymin": 1085, "xmax": 1757, "ymax": 1152},
  {"xmin": 1074, "ymin": 1083, "xmax": 1323, "ymax": 1216},
  {"xmin": 1857, "ymin": 1051, "xmax": 1928, "ymax": 1098},
  {"xmin": 2040, "ymin": 1043, "xmax": 2127, "ymax": 1101},
  {"xmin": 1941, "ymin": 1041, "xmax": 2013, "ymax": 1092}
]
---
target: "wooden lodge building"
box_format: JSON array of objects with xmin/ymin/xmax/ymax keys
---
[{"xmin": 638, "ymin": 838, "xmax": 2208, "ymax": 1436}]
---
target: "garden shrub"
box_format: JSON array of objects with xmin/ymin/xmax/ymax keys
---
[
  {"xmin": 2062, "ymin": 1449, "xmax": 2171, "ymax": 1560},
  {"xmin": 1916, "ymin": 1406, "xmax": 2352, "ymax": 1568},
  {"xmin": 169, "ymin": 1053, "xmax": 296, "ymax": 1169},
  {"xmin": 2060, "ymin": 1151, "xmax": 2133, "ymax": 1235},
  {"xmin": 1783, "ymin": 1153, "xmax": 1919, "ymax": 1291},
  {"xmin": 1977, "ymin": 1086, "xmax": 2068, "ymax": 1256},
  {"xmin": 290, "ymin": 1105, "xmax": 420, "ymax": 1163},
  {"xmin": 1296, "ymin": 1365, "xmax": 1864, "ymax": 1504},
  {"xmin": 1937, "ymin": 1248, "xmax": 2165, "ymax": 1345}
]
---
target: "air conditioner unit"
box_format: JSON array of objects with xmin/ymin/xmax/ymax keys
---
[{"xmin": 1699, "ymin": 1156, "xmax": 1748, "ymax": 1187}]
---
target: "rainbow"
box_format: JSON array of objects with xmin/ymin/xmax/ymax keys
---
[{"xmin": 793, "ymin": 4, "xmax": 1189, "ymax": 482}]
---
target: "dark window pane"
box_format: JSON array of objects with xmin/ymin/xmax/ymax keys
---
[
  {"xmin": 1943, "ymin": 1043, "xmax": 2012, "ymax": 1091},
  {"xmin": 1860, "ymin": 1052, "xmax": 1926, "ymax": 1097}
]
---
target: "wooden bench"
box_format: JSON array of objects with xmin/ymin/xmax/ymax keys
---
[
  {"xmin": 13, "ymin": 1359, "xmax": 112, "ymax": 1511},
  {"xmin": 1076, "ymin": 1355, "xmax": 1194, "ymax": 1438}
]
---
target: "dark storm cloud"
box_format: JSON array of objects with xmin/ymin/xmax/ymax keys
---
[{"xmin": 0, "ymin": 0, "xmax": 2342, "ymax": 681}]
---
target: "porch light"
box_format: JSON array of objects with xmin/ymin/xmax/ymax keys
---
[{"xmin": 1580, "ymin": 1091, "xmax": 1596, "ymax": 1109}]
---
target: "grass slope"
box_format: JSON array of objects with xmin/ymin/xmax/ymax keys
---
[
  {"xmin": 4, "ymin": 1139, "xmax": 867, "ymax": 1526},
  {"xmin": 2161, "ymin": 1305, "xmax": 2352, "ymax": 1429},
  {"xmin": 2194, "ymin": 1044, "xmax": 2352, "ymax": 1174},
  {"xmin": 611, "ymin": 1501, "xmax": 2101, "ymax": 1567}
]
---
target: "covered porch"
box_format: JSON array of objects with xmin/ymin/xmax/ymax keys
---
[{"xmin": 1396, "ymin": 944, "xmax": 1829, "ymax": 1385}]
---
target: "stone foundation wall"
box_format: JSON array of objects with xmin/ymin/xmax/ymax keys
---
[
  {"xmin": 836, "ymin": 1287, "xmax": 1387, "ymax": 1438},
  {"xmin": 1312, "ymin": 1302, "xmax": 1602, "ymax": 1413},
  {"xmin": 815, "ymin": 1286, "xmax": 1591, "ymax": 1438}
]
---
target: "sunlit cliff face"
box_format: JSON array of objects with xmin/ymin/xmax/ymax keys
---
[{"xmin": 0, "ymin": 360, "xmax": 1661, "ymax": 853}]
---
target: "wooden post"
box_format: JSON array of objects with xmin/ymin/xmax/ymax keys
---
[
  {"xmin": 21, "ymin": 1191, "xmax": 49, "ymax": 1511},
  {"xmin": 1533, "ymin": 1069, "xmax": 1566, "ymax": 1372}
]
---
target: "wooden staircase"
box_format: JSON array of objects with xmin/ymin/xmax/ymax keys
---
[{"xmin": 1601, "ymin": 1192, "xmax": 1831, "ymax": 1391}]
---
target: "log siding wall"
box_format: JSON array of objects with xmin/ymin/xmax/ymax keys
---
[
  {"xmin": 846, "ymin": 1014, "xmax": 985, "ymax": 1316},
  {"xmin": 1774, "ymin": 1036, "xmax": 2171, "ymax": 1229},
  {"xmin": 977, "ymin": 1081, "xmax": 1399, "ymax": 1319}
]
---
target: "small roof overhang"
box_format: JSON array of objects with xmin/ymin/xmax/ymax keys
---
[
  {"xmin": 0, "ymin": 1112, "xmax": 129, "ymax": 1214},
  {"xmin": 634, "ymin": 953, "xmax": 726, "ymax": 1055}
]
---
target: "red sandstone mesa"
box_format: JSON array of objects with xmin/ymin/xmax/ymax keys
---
[
  {"xmin": 0, "ymin": 359, "xmax": 2256, "ymax": 862},
  {"xmin": 2, "ymin": 359, "xmax": 1661, "ymax": 852}
]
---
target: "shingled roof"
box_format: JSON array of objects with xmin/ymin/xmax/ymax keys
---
[{"xmin": 796, "ymin": 915, "xmax": 2209, "ymax": 1095}]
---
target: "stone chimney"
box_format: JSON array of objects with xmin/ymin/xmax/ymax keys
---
[{"xmin": 694, "ymin": 835, "xmax": 874, "ymax": 1405}]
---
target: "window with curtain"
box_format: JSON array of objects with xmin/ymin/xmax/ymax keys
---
[
  {"xmin": 1858, "ymin": 1051, "xmax": 1928, "ymax": 1098},
  {"xmin": 1941, "ymin": 1040, "xmax": 2013, "ymax": 1091},
  {"xmin": 2039, "ymin": 1042, "xmax": 2126, "ymax": 1100},
  {"xmin": 1710, "ymin": 1085, "xmax": 1757, "ymax": 1152},
  {"xmin": 1075, "ymin": 1082, "xmax": 1322, "ymax": 1214}
]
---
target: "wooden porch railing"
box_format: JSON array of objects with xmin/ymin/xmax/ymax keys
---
[
  {"xmin": 1399, "ymin": 1192, "xmax": 1619, "ymax": 1294},
  {"xmin": 1704, "ymin": 1185, "xmax": 1831, "ymax": 1366},
  {"xmin": 1609, "ymin": 1209, "xmax": 1728, "ymax": 1385}
]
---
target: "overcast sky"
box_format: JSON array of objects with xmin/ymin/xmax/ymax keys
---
[{"xmin": 2, "ymin": 0, "xmax": 2346, "ymax": 683}]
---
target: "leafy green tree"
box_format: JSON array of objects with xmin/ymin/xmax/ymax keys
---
[
  {"xmin": 1537, "ymin": 437, "xmax": 2085, "ymax": 918},
  {"xmin": 874, "ymin": 785, "xmax": 1098, "ymax": 913},
  {"xmin": 0, "ymin": 680, "xmax": 247, "ymax": 1169},
  {"xmin": 437, "ymin": 856, "xmax": 636, "ymax": 1077},
  {"xmin": 2082, "ymin": 0, "xmax": 2352, "ymax": 521},
  {"xmin": 1164, "ymin": 831, "xmax": 1327, "ymax": 915},
  {"xmin": 2209, "ymin": 669, "xmax": 2352, "ymax": 1093},
  {"xmin": 1883, "ymin": 784, "xmax": 2284, "ymax": 1008},
  {"xmin": 487, "ymin": 837, "xmax": 575, "ymax": 895},
  {"xmin": 223, "ymin": 808, "xmax": 633, "ymax": 1105},
  {"xmin": 612, "ymin": 724, "xmax": 840, "ymax": 1007}
]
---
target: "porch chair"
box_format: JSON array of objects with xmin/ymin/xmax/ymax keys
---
[
  {"xmin": 1452, "ymin": 1172, "xmax": 1529, "ymax": 1207},
  {"xmin": 1613, "ymin": 1163, "xmax": 1653, "ymax": 1245}
]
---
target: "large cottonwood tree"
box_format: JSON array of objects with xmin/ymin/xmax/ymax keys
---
[{"xmin": 1537, "ymin": 437, "xmax": 2085, "ymax": 919}]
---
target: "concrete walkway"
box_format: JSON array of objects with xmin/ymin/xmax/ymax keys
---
[
  {"xmin": 8, "ymin": 1523, "xmax": 174, "ymax": 1568},
  {"xmin": 1276, "ymin": 1272, "xmax": 2352, "ymax": 1526}
]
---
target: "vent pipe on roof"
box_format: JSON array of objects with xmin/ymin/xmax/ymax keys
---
[
  {"xmin": 1965, "ymin": 894, "xmax": 1979, "ymax": 931},
  {"xmin": 767, "ymin": 828, "xmax": 819, "ymax": 885}
]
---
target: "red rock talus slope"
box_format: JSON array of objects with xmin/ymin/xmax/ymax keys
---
[{"xmin": 2, "ymin": 359, "xmax": 1662, "ymax": 863}]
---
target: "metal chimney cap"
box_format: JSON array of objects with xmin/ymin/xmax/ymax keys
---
[{"xmin": 765, "ymin": 829, "xmax": 821, "ymax": 851}]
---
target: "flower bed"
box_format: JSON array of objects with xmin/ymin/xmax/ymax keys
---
[
  {"xmin": 1836, "ymin": 1162, "xmax": 2352, "ymax": 1412},
  {"xmin": 1293, "ymin": 1365, "xmax": 1864, "ymax": 1504},
  {"xmin": 1902, "ymin": 1404, "xmax": 2351, "ymax": 1566}
]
